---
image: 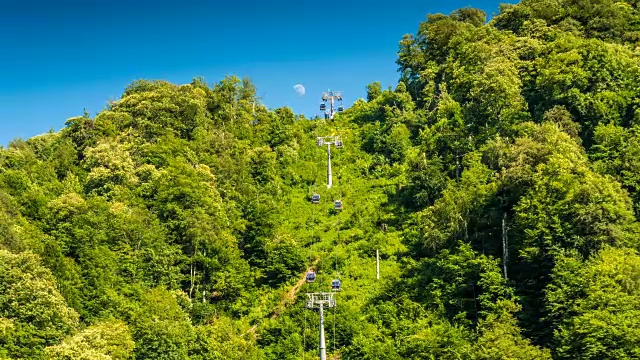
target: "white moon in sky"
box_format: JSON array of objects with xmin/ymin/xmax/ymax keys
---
[{"xmin": 293, "ymin": 84, "xmax": 306, "ymax": 96}]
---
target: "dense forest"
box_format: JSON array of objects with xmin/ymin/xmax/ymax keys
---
[{"xmin": 3, "ymin": 0, "xmax": 640, "ymax": 358}]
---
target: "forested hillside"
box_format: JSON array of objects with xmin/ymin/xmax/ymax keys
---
[{"xmin": 2, "ymin": 0, "xmax": 640, "ymax": 358}]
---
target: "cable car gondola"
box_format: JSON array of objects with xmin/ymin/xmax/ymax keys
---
[
  {"xmin": 306, "ymin": 271, "xmax": 316, "ymax": 283},
  {"xmin": 331, "ymin": 279, "xmax": 341, "ymax": 292},
  {"xmin": 334, "ymin": 200, "xmax": 343, "ymax": 210},
  {"xmin": 337, "ymin": 106, "xmax": 344, "ymax": 112},
  {"xmin": 312, "ymin": 193, "xmax": 320, "ymax": 204},
  {"xmin": 331, "ymin": 279, "xmax": 341, "ymax": 291},
  {"xmin": 335, "ymin": 140, "xmax": 343, "ymax": 149},
  {"xmin": 320, "ymin": 103, "xmax": 327, "ymax": 111}
]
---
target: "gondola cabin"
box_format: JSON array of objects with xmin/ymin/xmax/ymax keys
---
[
  {"xmin": 312, "ymin": 193, "xmax": 320, "ymax": 204},
  {"xmin": 331, "ymin": 279, "xmax": 341, "ymax": 292},
  {"xmin": 317, "ymin": 137, "xmax": 324, "ymax": 147},
  {"xmin": 306, "ymin": 271, "xmax": 316, "ymax": 283},
  {"xmin": 334, "ymin": 200, "xmax": 343, "ymax": 210},
  {"xmin": 320, "ymin": 103, "xmax": 327, "ymax": 111},
  {"xmin": 337, "ymin": 106, "xmax": 344, "ymax": 112},
  {"xmin": 335, "ymin": 140, "xmax": 343, "ymax": 149}
]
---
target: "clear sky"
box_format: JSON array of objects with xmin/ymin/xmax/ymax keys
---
[{"xmin": 0, "ymin": 0, "xmax": 504, "ymax": 145}]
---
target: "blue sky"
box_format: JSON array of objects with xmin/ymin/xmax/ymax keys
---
[{"xmin": 0, "ymin": 0, "xmax": 504, "ymax": 145}]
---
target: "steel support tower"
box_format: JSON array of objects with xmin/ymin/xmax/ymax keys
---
[
  {"xmin": 316, "ymin": 136, "xmax": 343, "ymax": 188},
  {"xmin": 306, "ymin": 292, "xmax": 337, "ymax": 360},
  {"xmin": 320, "ymin": 90, "xmax": 343, "ymax": 120}
]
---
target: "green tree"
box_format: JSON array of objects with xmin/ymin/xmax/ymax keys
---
[
  {"xmin": 548, "ymin": 248, "xmax": 640, "ymax": 359},
  {"xmin": 0, "ymin": 250, "xmax": 79, "ymax": 359},
  {"xmin": 44, "ymin": 320, "xmax": 135, "ymax": 360},
  {"xmin": 131, "ymin": 288, "xmax": 195, "ymax": 360},
  {"xmin": 366, "ymin": 82, "xmax": 382, "ymax": 102},
  {"xmin": 191, "ymin": 316, "xmax": 263, "ymax": 360}
]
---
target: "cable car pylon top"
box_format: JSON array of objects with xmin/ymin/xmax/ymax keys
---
[{"xmin": 320, "ymin": 90, "xmax": 344, "ymax": 120}]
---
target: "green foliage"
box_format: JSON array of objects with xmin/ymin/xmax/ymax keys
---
[
  {"xmin": 262, "ymin": 235, "xmax": 305, "ymax": 286},
  {"xmin": 44, "ymin": 320, "xmax": 135, "ymax": 360},
  {"xmin": 514, "ymin": 152, "xmax": 637, "ymax": 258},
  {"xmin": 0, "ymin": 250, "xmax": 79, "ymax": 359},
  {"xmin": 591, "ymin": 123, "xmax": 640, "ymax": 215},
  {"xmin": 191, "ymin": 316, "xmax": 263, "ymax": 359},
  {"xmin": 473, "ymin": 302, "xmax": 551, "ymax": 359},
  {"xmin": 366, "ymin": 82, "xmax": 382, "ymax": 102},
  {"xmin": 346, "ymin": 299, "xmax": 473, "ymax": 360},
  {"xmin": 417, "ymin": 153, "xmax": 498, "ymax": 251},
  {"xmin": 493, "ymin": 0, "xmax": 640, "ymax": 43},
  {"xmin": 130, "ymin": 288, "xmax": 195, "ymax": 360},
  {"xmin": 548, "ymin": 248, "xmax": 640, "ymax": 359}
]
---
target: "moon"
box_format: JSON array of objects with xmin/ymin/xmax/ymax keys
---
[{"xmin": 293, "ymin": 84, "xmax": 305, "ymax": 96}]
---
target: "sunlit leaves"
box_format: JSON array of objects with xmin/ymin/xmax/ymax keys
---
[
  {"xmin": 0, "ymin": 250, "xmax": 79, "ymax": 358},
  {"xmin": 44, "ymin": 320, "xmax": 135, "ymax": 360},
  {"xmin": 548, "ymin": 248, "xmax": 640, "ymax": 359}
]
